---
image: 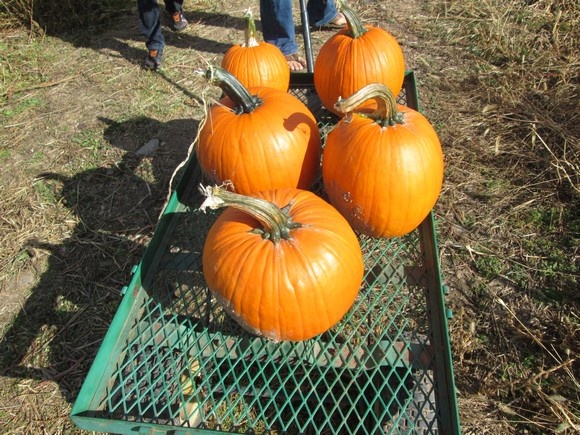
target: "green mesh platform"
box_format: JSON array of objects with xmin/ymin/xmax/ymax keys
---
[{"xmin": 71, "ymin": 72, "xmax": 460, "ymax": 434}]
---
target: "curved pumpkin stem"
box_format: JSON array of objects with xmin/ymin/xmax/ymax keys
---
[
  {"xmin": 202, "ymin": 66, "xmax": 263, "ymax": 114},
  {"xmin": 339, "ymin": 1, "xmax": 367, "ymax": 39},
  {"xmin": 242, "ymin": 8, "xmax": 260, "ymax": 48},
  {"xmin": 334, "ymin": 83, "xmax": 405, "ymax": 127},
  {"xmin": 199, "ymin": 185, "xmax": 301, "ymax": 243}
]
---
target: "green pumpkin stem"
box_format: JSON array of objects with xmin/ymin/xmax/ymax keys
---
[
  {"xmin": 199, "ymin": 185, "xmax": 301, "ymax": 243},
  {"xmin": 338, "ymin": 1, "xmax": 367, "ymax": 38},
  {"xmin": 202, "ymin": 66, "xmax": 262, "ymax": 114},
  {"xmin": 243, "ymin": 8, "xmax": 260, "ymax": 48},
  {"xmin": 334, "ymin": 83, "xmax": 405, "ymax": 128}
]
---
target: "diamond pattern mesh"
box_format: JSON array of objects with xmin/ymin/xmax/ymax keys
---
[{"xmin": 86, "ymin": 74, "xmax": 445, "ymax": 434}]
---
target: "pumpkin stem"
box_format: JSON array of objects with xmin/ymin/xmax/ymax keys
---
[
  {"xmin": 199, "ymin": 185, "xmax": 302, "ymax": 243},
  {"xmin": 202, "ymin": 66, "xmax": 263, "ymax": 114},
  {"xmin": 339, "ymin": 1, "xmax": 367, "ymax": 39},
  {"xmin": 242, "ymin": 8, "xmax": 260, "ymax": 48},
  {"xmin": 334, "ymin": 83, "xmax": 405, "ymax": 128}
]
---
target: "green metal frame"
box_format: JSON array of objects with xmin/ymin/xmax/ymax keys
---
[{"xmin": 71, "ymin": 72, "xmax": 460, "ymax": 434}]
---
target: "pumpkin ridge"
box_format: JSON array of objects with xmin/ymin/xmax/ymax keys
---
[
  {"xmin": 292, "ymin": 213, "xmax": 363, "ymax": 314},
  {"xmin": 284, "ymin": 247, "xmax": 309, "ymax": 340},
  {"xmin": 206, "ymin": 232, "xmax": 251, "ymax": 305},
  {"xmin": 245, "ymin": 239, "xmax": 275, "ymax": 335},
  {"xmin": 284, "ymin": 233, "xmax": 338, "ymax": 337},
  {"xmin": 328, "ymin": 118, "xmax": 370, "ymax": 208},
  {"xmin": 358, "ymin": 121, "xmax": 383, "ymax": 231},
  {"xmin": 208, "ymin": 225, "xmax": 277, "ymax": 334},
  {"xmin": 253, "ymin": 105, "xmax": 289, "ymax": 189}
]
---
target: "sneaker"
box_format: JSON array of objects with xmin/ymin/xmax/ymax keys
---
[
  {"xmin": 171, "ymin": 11, "xmax": 188, "ymax": 31},
  {"xmin": 143, "ymin": 49, "xmax": 163, "ymax": 70}
]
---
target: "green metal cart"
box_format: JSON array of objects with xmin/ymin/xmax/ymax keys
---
[{"xmin": 70, "ymin": 71, "xmax": 461, "ymax": 434}]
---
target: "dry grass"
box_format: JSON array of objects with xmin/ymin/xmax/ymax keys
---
[
  {"xmin": 0, "ymin": 0, "xmax": 132, "ymax": 34},
  {"xmin": 0, "ymin": 0, "xmax": 578, "ymax": 433},
  {"xmin": 445, "ymin": 0, "xmax": 579, "ymax": 193},
  {"xmin": 409, "ymin": 0, "xmax": 580, "ymax": 432},
  {"xmin": 0, "ymin": 0, "xmax": 34, "ymax": 31}
]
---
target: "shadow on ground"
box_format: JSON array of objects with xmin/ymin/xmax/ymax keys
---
[
  {"xmin": 39, "ymin": 8, "xmax": 249, "ymax": 69},
  {"xmin": 0, "ymin": 117, "xmax": 198, "ymax": 410}
]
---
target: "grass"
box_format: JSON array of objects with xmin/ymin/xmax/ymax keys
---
[
  {"xmin": 0, "ymin": 0, "xmax": 579, "ymax": 433},
  {"xmin": 397, "ymin": 0, "xmax": 579, "ymax": 432}
]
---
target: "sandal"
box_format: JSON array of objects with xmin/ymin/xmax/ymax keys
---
[
  {"xmin": 314, "ymin": 12, "xmax": 347, "ymax": 30},
  {"xmin": 285, "ymin": 53, "xmax": 307, "ymax": 72}
]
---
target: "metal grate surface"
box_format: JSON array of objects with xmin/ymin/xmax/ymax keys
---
[{"xmin": 71, "ymin": 72, "xmax": 459, "ymax": 434}]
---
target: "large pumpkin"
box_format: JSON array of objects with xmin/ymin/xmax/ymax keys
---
[
  {"xmin": 200, "ymin": 185, "xmax": 364, "ymax": 342},
  {"xmin": 221, "ymin": 9, "xmax": 290, "ymax": 91},
  {"xmin": 314, "ymin": 2, "xmax": 405, "ymax": 117},
  {"xmin": 322, "ymin": 83, "xmax": 444, "ymax": 238},
  {"xmin": 197, "ymin": 67, "xmax": 321, "ymax": 195}
]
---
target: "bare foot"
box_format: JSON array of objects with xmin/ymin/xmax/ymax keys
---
[
  {"xmin": 328, "ymin": 12, "xmax": 346, "ymax": 27},
  {"xmin": 313, "ymin": 12, "xmax": 347, "ymax": 30},
  {"xmin": 285, "ymin": 53, "xmax": 307, "ymax": 71}
]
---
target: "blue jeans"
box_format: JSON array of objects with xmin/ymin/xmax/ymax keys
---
[
  {"xmin": 138, "ymin": 0, "xmax": 183, "ymax": 51},
  {"xmin": 260, "ymin": 0, "xmax": 339, "ymax": 55}
]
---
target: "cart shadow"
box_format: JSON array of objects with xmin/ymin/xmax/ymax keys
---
[{"xmin": 0, "ymin": 117, "xmax": 198, "ymax": 404}]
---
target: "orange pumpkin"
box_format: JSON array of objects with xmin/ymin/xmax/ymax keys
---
[
  {"xmin": 221, "ymin": 9, "xmax": 290, "ymax": 91},
  {"xmin": 314, "ymin": 2, "xmax": 405, "ymax": 117},
  {"xmin": 197, "ymin": 67, "xmax": 321, "ymax": 195},
  {"xmin": 200, "ymin": 185, "xmax": 364, "ymax": 342},
  {"xmin": 322, "ymin": 83, "xmax": 444, "ymax": 238}
]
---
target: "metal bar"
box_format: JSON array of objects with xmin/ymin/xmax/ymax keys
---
[
  {"xmin": 128, "ymin": 318, "xmax": 433, "ymax": 371},
  {"xmin": 182, "ymin": 329, "xmax": 433, "ymax": 370},
  {"xmin": 418, "ymin": 213, "xmax": 462, "ymax": 434},
  {"xmin": 289, "ymin": 72, "xmax": 315, "ymax": 89},
  {"xmin": 298, "ymin": 0, "xmax": 314, "ymax": 72}
]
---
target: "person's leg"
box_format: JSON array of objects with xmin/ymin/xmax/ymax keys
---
[
  {"xmin": 260, "ymin": 0, "xmax": 305, "ymax": 70},
  {"xmin": 307, "ymin": 0, "xmax": 345, "ymax": 27},
  {"xmin": 138, "ymin": 0, "xmax": 164, "ymax": 52},
  {"xmin": 138, "ymin": 0, "xmax": 164, "ymax": 69},
  {"xmin": 260, "ymin": 0, "xmax": 298, "ymax": 56},
  {"xmin": 163, "ymin": 0, "xmax": 188, "ymax": 31}
]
